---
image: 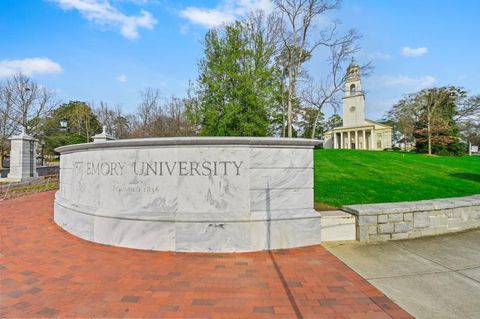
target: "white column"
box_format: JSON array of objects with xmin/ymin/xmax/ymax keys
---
[
  {"xmin": 355, "ymin": 131, "xmax": 358, "ymax": 150},
  {"xmin": 347, "ymin": 131, "xmax": 351, "ymax": 149},
  {"xmin": 340, "ymin": 132, "xmax": 344, "ymax": 149},
  {"xmin": 362, "ymin": 130, "xmax": 366, "ymax": 149},
  {"xmin": 371, "ymin": 130, "xmax": 376, "ymax": 150},
  {"xmin": 7, "ymin": 128, "xmax": 38, "ymax": 181},
  {"xmin": 333, "ymin": 132, "xmax": 337, "ymax": 149}
]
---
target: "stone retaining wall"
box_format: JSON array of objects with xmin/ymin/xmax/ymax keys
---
[
  {"xmin": 0, "ymin": 166, "xmax": 59, "ymax": 178},
  {"xmin": 37, "ymin": 166, "xmax": 59, "ymax": 176},
  {"xmin": 344, "ymin": 195, "xmax": 480, "ymax": 241}
]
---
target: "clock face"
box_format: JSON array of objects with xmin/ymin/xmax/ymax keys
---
[{"xmin": 350, "ymin": 106, "xmax": 356, "ymax": 112}]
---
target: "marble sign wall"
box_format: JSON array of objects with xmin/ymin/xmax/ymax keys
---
[{"xmin": 54, "ymin": 137, "xmax": 321, "ymax": 252}]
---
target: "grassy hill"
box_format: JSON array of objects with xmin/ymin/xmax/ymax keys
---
[{"xmin": 314, "ymin": 149, "xmax": 480, "ymax": 208}]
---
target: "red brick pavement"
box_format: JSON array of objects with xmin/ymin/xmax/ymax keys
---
[{"xmin": 0, "ymin": 191, "xmax": 412, "ymax": 318}]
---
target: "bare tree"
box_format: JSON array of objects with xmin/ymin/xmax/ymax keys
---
[
  {"xmin": 132, "ymin": 88, "xmax": 162, "ymax": 136},
  {"xmin": 131, "ymin": 89, "xmax": 195, "ymax": 137},
  {"xmin": 456, "ymin": 94, "xmax": 480, "ymax": 149},
  {"xmin": 455, "ymin": 94, "xmax": 480, "ymax": 122},
  {"xmin": 301, "ymin": 31, "xmax": 366, "ymax": 139},
  {"xmin": 459, "ymin": 119, "xmax": 480, "ymax": 147},
  {"xmin": 0, "ymin": 81, "xmax": 17, "ymax": 168},
  {"xmin": 275, "ymin": 0, "xmax": 353, "ymax": 137},
  {"xmin": 387, "ymin": 87, "xmax": 464, "ymax": 155},
  {"xmin": 3, "ymin": 73, "xmax": 57, "ymax": 135},
  {"xmin": 243, "ymin": 11, "xmax": 283, "ymax": 56},
  {"xmin": 149, "ymin": 97, "xmax": 196, "ymax": 137},
  {"xmin": 385, "ymin": 97, "xmax": 419, "ymax": 151},
  {"xmin": 95, "ymin": 102, "xmax": 130, "ymax": 139},
  {"xmin": 0, "ymin": 73, "xmax": 57, "ymax": 167},
  {"xmin": 422, "ymin": 89, "xmax": 452, "ymax": 155}
]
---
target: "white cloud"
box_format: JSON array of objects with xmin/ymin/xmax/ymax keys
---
[
  {"xmin": 52, "ymin": 0, "xmax": 157, "ymax": 40},
  {"xmin": 401, "ymin": 46, "xmax": 428, "ymax": 57},
  {"xmin": 116, "ymin": 74, "xmax": 127, "ymax": 82},
  {"xmin": 372, "ymin": 75, "xmax": 436, "ymax": 89},
  {"xmin": 180, "ymin": 0, "xmax": 273, "ymax": 28},
  {"xmin": 0, "ymin": 58, "xmax": 63, "ymax": 78},
  {"xmin": 366, "ymin": 51, "xmax": 392, "ymax": 60},
  {"xmin": 181, "ymin": 7, "xmax": 236, "ymax": 28}
]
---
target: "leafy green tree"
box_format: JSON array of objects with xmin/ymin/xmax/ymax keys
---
[
  {"xmin": 324, "ymin": 114, "xmax": 343, "ymax": 132},
  {"xmin": 298, "ymin": 107, "xmax": 324, "ymax": 138},
  {"xmin": 188, "ymin": 17, "xmax": 281, "ymax": 136},
  {"xmin": 44, "ymin": 101, "xmax": 101, "ymax": 154}
]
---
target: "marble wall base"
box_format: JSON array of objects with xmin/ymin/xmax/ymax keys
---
[
  {"xmin": 54, "ymin": 194, "xmax": 321, "ymax": 252},
  {"xmin": 320, "ymin": 211, "xmax": 356, "ymax": 241}
]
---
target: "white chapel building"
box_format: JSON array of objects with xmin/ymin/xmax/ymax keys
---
[{"xmin": 323, "ymin": 60, "xmax": 392, "ymax": 150}]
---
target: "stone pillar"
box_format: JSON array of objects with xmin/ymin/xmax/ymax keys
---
[
  {"xmin": 347, "ymin": 131, "xmax": 351, "ymax": 149},
  {"xmin": 340, "ymin": 132, "xmax": 344, "ymax": 149},
  {"xmin": 6, "ymin": 128, "xmax": 38, "ymax": 181},
  {"xmin": 333, "ymin": 132, "xmax": 337, "ymax": 149},
  {"xmin": 371, "ymin": 130, "xmax": 376, "ymax": 150},
  {"xmin": 355, "ymin": 131, "xmax": 358, "ymax": 150},
  {"xmin": 362, "ymin": 130, "xmax": 366, "ymax": 149}
]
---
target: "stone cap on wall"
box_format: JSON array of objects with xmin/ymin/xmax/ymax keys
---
[
  {"xmin": 9, "ymin": 127, "xmax": 35, "ymax": 141},
  {"xmin": 344, "ymin": 194, "xmax": 480, "ymax": 216},
  {"xmin": 55, "ymin": 137, "xmax": 321, "ymax": 154}
]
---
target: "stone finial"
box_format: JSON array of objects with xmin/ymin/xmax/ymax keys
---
[{"xmin": 92, "ymin": 125, "xmax": 116, "ymax": 143}]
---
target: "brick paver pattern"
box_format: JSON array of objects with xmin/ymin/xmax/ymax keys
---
[{"xmin": 0, "ymin": 192, "xmax": 412, "ymax": 318}]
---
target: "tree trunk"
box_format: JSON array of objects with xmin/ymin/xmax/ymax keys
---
[
  {"xmin": 280, "ymin": 81, "xmax": 286, "ymax": 138},
  {"xmin": 311, "ymin": 108, "xmax": 322, "ymax": 139},
  {"xmin": 427, "ymin": 114, "xmax": 432, "ymax": 155},
  {"xmin": 287, "ymin": 74, "xmax": 294, "ymax": 138}
]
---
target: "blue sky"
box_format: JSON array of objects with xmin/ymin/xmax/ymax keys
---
[{"xmin": 1, "ymin": 0, "xmax": 479, "ymax": 120}]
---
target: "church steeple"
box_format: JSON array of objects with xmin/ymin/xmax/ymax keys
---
[
  {"xmin": 346, "ymin": 58, "xmax": 361, "ymax": 81},
  {"xmin": 342, "ymin": 58, "xmax": 365, "ymax": 127}
]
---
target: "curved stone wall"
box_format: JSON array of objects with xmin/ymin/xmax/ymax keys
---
[{"xmin": 54, "ymin": 137, "xmax": 321, "ymax": 252}]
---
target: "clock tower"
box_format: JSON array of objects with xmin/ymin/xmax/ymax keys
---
[{"xmin": 342, "ymin": 59, "xmax": 365, "ymax": 127}]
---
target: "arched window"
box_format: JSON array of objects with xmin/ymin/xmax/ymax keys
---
[{"xmin": 350, "ymin": 84, "xmax": 356, "ymax": 95}]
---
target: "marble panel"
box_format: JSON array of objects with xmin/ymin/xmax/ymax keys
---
[
  {"xmin": 250, "ymin": 188, "xmax": 313, "ymax": 211},
  {"xmin": 176, "ymin": 147, "xmax": 249, "ymax": 215},
  {"xmin": 94, "ymin": 216, "xmax": 175, "ymax": 251},
  {"xmin": 175, "ymin": 221, "xmax": 255, "ymax": 252},
  {"xmin": 251, "ymin": 218, "xmax": 322, "ymax": 250},
  {"xmin": 54, "ymin": 200, "xmax": 94, "ymax": 241},
  {"xmin": 250, "ymin": 148, "xmax": 313, "ymax": 168},
  {"xmin": 249, "ymin": 168, "xmax": 312, "ymax": 190},
  {"xmin": 59, "ymin": 167, "xmax": 72, "ymax": 186},
  {"xmin": 250, "ymin": 208, "xmax": 320, "ymax": 221}
]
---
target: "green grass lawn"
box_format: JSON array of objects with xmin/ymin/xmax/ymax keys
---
[{"xmin": 314, "ymin": 149, "xmax": 480, "ymax": 208}]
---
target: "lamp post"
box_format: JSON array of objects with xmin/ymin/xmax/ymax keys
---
[
  {"xmin": 60, "ymin": 119, "xmax": 68, "ymax": 132},
  {"xmin": 40, "ymin": 139, "xmax": 45, "ymax": 166}
]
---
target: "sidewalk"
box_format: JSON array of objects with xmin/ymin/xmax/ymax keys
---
[
  {"xmin": 0, "ymin": 191, "xmax": 411, "ymax": 318},
  {"xmin": 324, "ymin": 230, "xmax": 480, "ymax": 319}
]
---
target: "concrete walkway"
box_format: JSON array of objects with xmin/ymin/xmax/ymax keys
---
[{"xmin": 324, "ymin": 230, "xmax": 480, "ymax": 319}]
